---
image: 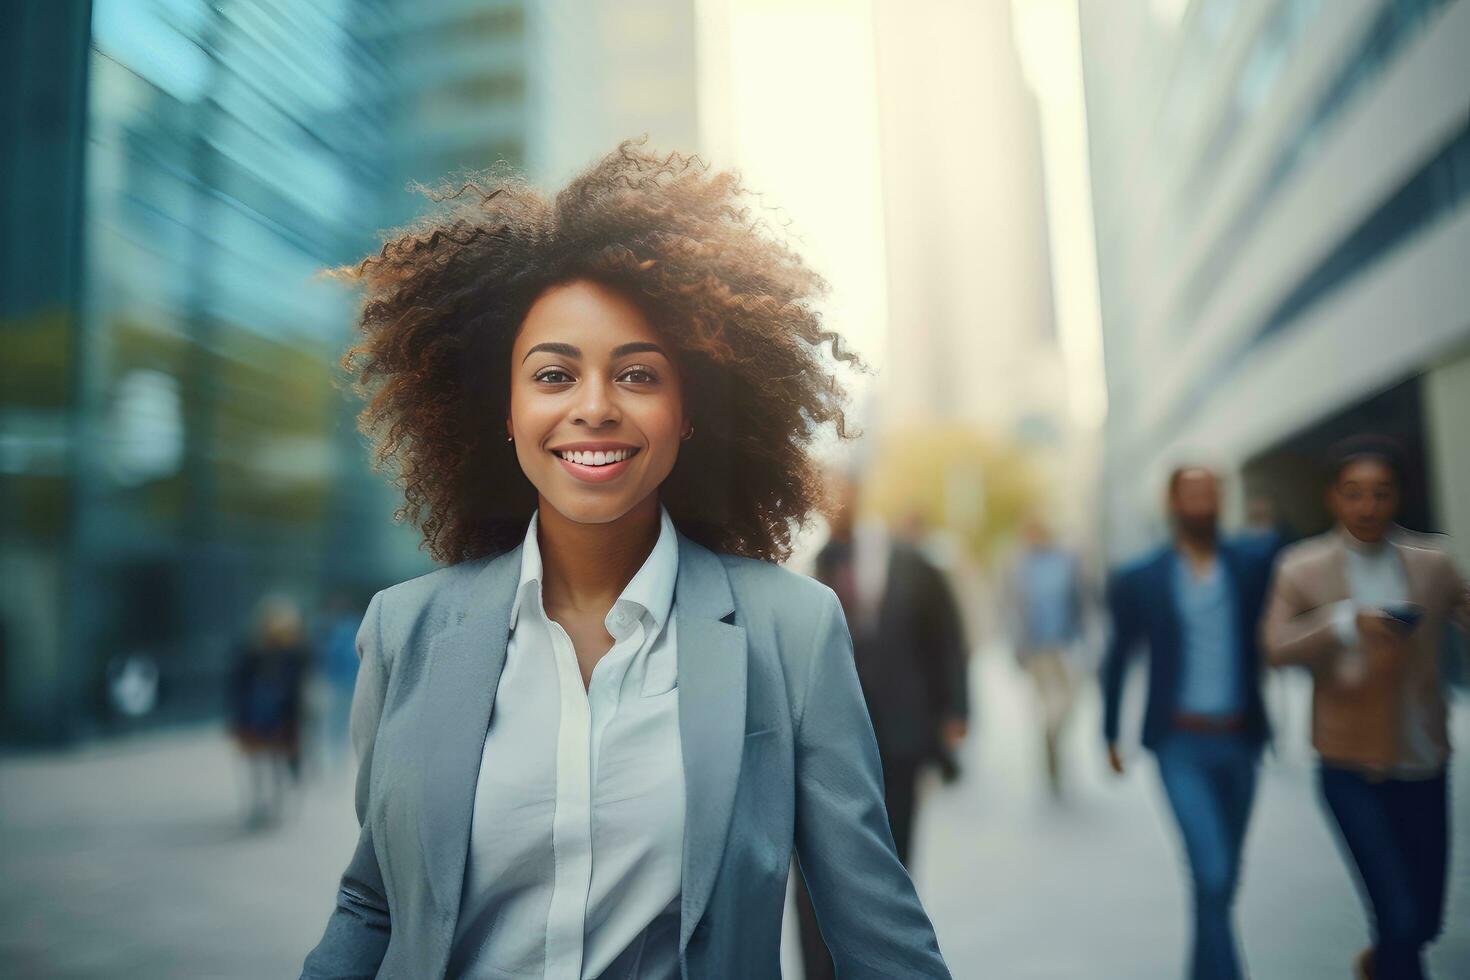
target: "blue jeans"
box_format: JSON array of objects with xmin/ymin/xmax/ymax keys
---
[
  {"xmin": 1319, "ymin": 766, "xmax": 1449, "ymax": 980},
  {"xmin": 1155, "ymin": 732, "xmax": 1259, "ymax": 980}
]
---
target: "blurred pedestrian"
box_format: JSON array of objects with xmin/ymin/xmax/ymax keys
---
[
  {"xmin": 229, "ymin": 594, "xmax": 309, "ymax": 830},
  {"xmin": 1262, "ymin": 436, "xmax": 1469, "ymax": 980},
  {"xmin": 1010, "ymin": 516, "xmax": 1084, "ymax": 796},
  {"xmin": 796, "ymin": 471, "xmax": 970, "ymax": 980},
  {"xmin": 1242, "ymin": 492, "xmax": 1293, "ymax": 549},
  {"xmin": 302, "ymin": 145, "xmax": 951, "ymax": 979},
  {"xmin": 1101, "ymin": 466, "xmax": 1275, "ymax": 980},
  {"xmin": 315, "ymin": 592, "xmax": 364, "ymax": 774}
]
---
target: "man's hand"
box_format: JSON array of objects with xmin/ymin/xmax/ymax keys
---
[
  {"xmin": 1356, "ymin": 609, "xmax": 1408, "ymax": 644},
  {"xmin": 1107, "ymin": 743, "xmax": 1124, "ymax": 776},
  {"xmin": 941, "ymin": 718, "xmax": 968, "ymax": 752},
  {"xmin": 1357, "ymin": 610, "xmax": 1413, "ymax": 677}
]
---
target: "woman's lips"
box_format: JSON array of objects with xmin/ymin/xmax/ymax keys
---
[{"xmin": 553, "ymin": 451, "xmax": 636, "ymax": 484}]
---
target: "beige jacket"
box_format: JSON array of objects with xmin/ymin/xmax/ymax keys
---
[{"xmin": 1261, "ymin": 529, "xmax": 1468, "ymax": 773}]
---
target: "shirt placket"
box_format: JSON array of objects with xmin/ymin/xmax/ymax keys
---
[
  {"xmin": 544, "ymin": 612, "xmax": 593, "ymax": 978},
  {"xmin": 590, "ymin": 612, "xmax": 644, "ymax": 775},
  {"xmin": 542, "ymin": 599, "xmax": 647, "ymax": 980}
]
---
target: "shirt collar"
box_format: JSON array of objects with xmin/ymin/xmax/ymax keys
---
[
  {"xmin": 1172, "ymin": 550, "xmax": 1222, "ymax": 587},
  {"xmin": 1337, "ymin": 522, "xmax": 1403, "ymax": 557},
  {"xmin": 508, "ymin": 511, "xmax": 543, "ymax": 630},
  {"xmin": 508, "ymin": 505, "xmax": 679, "ymax": 632}
]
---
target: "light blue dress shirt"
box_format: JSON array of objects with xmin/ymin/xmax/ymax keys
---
[
  {"xmin": 449, "ymin": 506, "xmax": 684, "ymax": 979},
  {"xmin": 1172, "ymin": 556, "xmax": 1244, "ymax": 718},
  {"xmin": 1016, "ymin": 547, "xmax": 1082, "ymax": 653}
]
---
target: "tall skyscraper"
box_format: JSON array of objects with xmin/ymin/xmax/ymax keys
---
[{"xmin": 872, "ymin": 0, "xmax": 1061, "ymax": 432}]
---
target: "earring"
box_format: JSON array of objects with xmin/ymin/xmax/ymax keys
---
[
  {"xmin": 682, "ymin": 425, "xmax": 694, "ymax": 441},
  {"xmin": 506, "ymin": 434, "xmax": 514, "ymax": 442}
]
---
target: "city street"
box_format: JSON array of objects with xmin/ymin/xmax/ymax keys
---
[
  {"xmin": 7, "ymin": 3, "xmax": 1469, "ymax": 979},
  {"xmin": 914, "ymin": 655, "xmax": 1470, "ymax": 979},
  {"xmin": 2, "ymin": 652, "xmax": 1468, "ymax": 978}
]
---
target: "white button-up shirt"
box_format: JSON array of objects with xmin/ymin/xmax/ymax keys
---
[{"xmin": 448, "ymin": 507, "xmax": 685, "ymax": 979}]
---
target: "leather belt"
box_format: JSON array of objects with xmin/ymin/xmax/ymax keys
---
[{"xmin": 1171, "ymin": 712, "xmax": 1248, "ymax": 734}]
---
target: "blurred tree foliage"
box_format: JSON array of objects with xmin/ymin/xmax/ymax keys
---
[
  {"xmin": 865, "ymin": 423, "xmax": 1040, "ymax": 566},
  {"xmin": 3, "ymin": 312, "xmax": 342, "ymax": 541},
  {"xmin": 2, "ymin": 309, "xmax": 72, "ymax": 408},
  {"xmin": 2, "ymin": 310, "xmax": 75, "ymax": 538},
  {"xmin": 108, "ymin": 316, "xmax": 338, "ymax": 527}
]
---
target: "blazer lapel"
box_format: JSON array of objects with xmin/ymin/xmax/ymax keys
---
[
  {"xmin": 1220, "ymin": 545, "xmax": 1255, "ymax": 639},
  {"xmin": 1324, "ymin": 535, "xmax": 1351, "ymax": 603},
  {"xmin": 1154, "ymin": 550, "xmax": 1183, "ymax": 664},
  {"xmin": 417, "ymin": 546, "xmax": 522, "ymax": 921},
  {"xmin": 674, "ymin": 533, "xmax": 748, "ymax": 952},
  {"xmin": 1394, "ymin": 539, "xmax": 1438, "ymax": 613}
]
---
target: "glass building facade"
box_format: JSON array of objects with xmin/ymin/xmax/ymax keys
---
[{"xmin": 2, "ymin": 0, "xmax": 532, "ymax": 742}]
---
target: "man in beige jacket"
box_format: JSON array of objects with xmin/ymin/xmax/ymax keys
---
[{"xmin": 1262, "ymin": 436, "xmax": 1469, "ymax": 980}]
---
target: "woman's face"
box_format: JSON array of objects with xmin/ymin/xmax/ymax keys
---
[
  {"xmin": 508, "ymin": 280, "xmax": 687, "ymax": 526},
  {"xmin": 1330, "ymin": 457, "xmax": 1399, "ymax": 544}
]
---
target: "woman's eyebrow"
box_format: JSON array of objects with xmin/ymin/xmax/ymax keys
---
[
  {"xmin": 610, "ymin": 341, "xmax": 667, "ymax": 359},
  {"xmin": 522, "ymin": 341, "xmax": 580, "ymax": 362},
  {"xmin": 523, "ymin": 340, "xmax": 667, "ymax": 364}
]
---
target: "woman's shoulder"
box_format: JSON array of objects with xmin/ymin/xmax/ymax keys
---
[
  {"xmin": 1273, "ymin": 531, "xmax": 1341, "ymax": 576},
  {"xmin": 714, "ymin": 552, "xmax": 839, "ymax": 634},
  {"xmin": 369, "ymin": 552, "xmax": 510, "ymax": 645},
  {"xmin": 377, "ymin": 554, "xmax": 495, "ymax": 605}
]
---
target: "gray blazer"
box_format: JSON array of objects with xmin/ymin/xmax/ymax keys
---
[{"xmin": 301, "ymin": 530, "xmax": 952, "ymax": 979}]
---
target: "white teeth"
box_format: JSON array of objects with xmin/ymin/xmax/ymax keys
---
[{"xmin": 557, "ymin": 448, "xmax": 633, "ymax": 466}]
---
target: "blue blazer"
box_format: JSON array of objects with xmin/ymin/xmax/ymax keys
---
[
  {"xmin": 1100, "ymin": 538, "xmax": 1277, "ymax": 751},
  {"xmin": 302, "ymin": 529, "xmax": 951, "ymax": 979}
]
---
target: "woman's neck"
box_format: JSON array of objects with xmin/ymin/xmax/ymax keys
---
[
  {"xmin": 1339, "ymin": 523, "xmax": 1392, "ymax": 554},
  {"xmin": 536, "ymin": 494, "xmax": 662, "ymax": 615}
]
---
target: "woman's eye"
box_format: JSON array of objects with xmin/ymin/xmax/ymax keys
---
[{"xmin": 534, "ymin": 365, "xmax": 656, "ymax": 384}]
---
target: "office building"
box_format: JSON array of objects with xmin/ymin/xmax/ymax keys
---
[{"xmin": 1081, "ymin": 0, "xmax": 1470, "ymax": 561}]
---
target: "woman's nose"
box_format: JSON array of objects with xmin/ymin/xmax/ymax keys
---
[{"xmin": 572, "ymin": 377, "xmax": 620, "ymax": 427}]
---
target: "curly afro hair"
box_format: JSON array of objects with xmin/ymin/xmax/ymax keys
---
[{"xmin": 340, "ymin": 141, "xmax": 862, "ymax": 564}]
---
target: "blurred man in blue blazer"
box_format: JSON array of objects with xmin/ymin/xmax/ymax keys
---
[{"xmin": 1101, "ymin": 466, "xmax": 1277, "ymax": 980}]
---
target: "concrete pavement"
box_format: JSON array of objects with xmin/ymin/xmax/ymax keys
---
[
  {"xmin": 0, "ymin": 730, "xmax": 358, "ymax": 978},
  {"xmin": 2, "ymin": 651, "xmax": 1467, "ymax": 978},
  {"xmin": 912, "ymin": 653, "xmax": 1470, "ymax": 979}
]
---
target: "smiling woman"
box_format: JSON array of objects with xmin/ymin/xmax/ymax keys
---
[
  {"xmin": 510, "ymin": 282, "xmax": 688, "ymax": 516},
  {"xmin": 338, "ymin": 141, "xmax": 860, "ymax": 565},
  {"xmin": 301, "ymin": 142, "xmax": 954, "ymax": 980}
]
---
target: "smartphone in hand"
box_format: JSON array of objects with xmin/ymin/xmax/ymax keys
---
[{"xmin": 1381, "ymin": 602, "xmax": 1424, "ymax": 630}]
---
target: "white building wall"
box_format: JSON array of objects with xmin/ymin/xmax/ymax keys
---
[{"xmin": 1083, "ymin": 0, "xmax": 1470, "ymax": 558}]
